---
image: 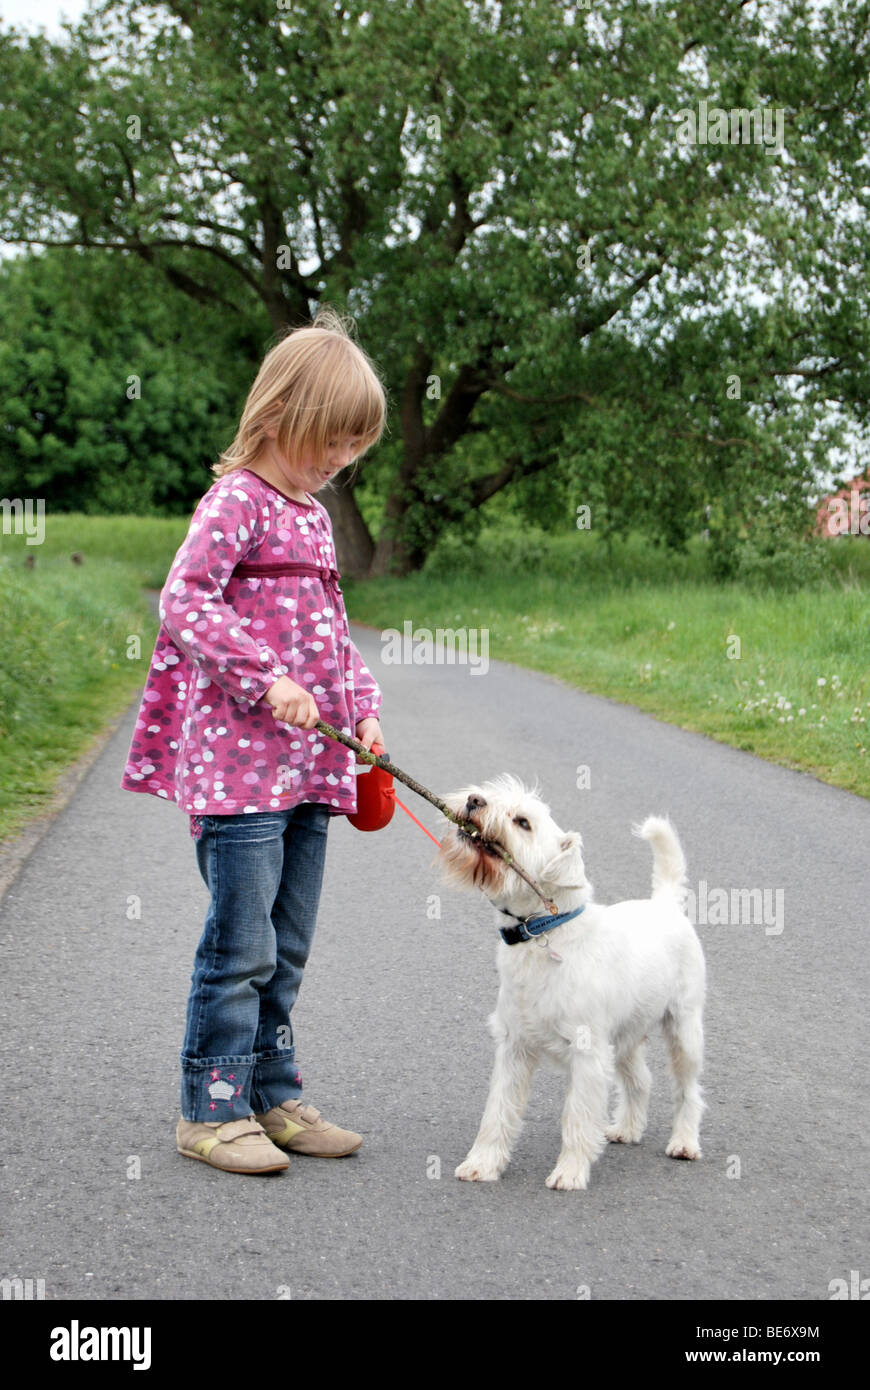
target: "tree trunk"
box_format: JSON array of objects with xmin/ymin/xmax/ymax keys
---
[
  {"xmin": 369, "ymin": 443, "xmax": 426, "ymax": 577},
  {"xmin": 369, "ymin": 343, "xmax": 432, "ymax": 576}
]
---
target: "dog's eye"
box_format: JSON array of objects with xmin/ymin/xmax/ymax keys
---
[{"xmin": 514, "ymin": 816, "xmax": 532, "ymax": 831}]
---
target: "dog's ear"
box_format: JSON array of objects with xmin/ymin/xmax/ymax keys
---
[{"xmin": 540, "ymin": 831, "xmax": 586, "ymax": 888}]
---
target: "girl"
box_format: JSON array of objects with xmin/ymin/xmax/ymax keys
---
[{"xmin": 121, "ymin": 307, "xmax": 387, "ymax": 1174}]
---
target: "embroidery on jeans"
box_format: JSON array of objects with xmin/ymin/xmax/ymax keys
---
[
  {"xmin": 206, "ymin": 1068, "xmax": 243, "ymax": 1111},
  {"xmin": 190, "ymin": 815, "xmax": 205, "ymax": 841}
]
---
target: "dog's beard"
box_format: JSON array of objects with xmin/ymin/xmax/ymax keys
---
[
  {"xmin": 438, "ymin": 825, "xmax": 511, "ymax": 892},
  {"xmin": 436, "ymin": 779, "xmax": 553, "ymax": 902}
]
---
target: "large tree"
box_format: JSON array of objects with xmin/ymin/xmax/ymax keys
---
[{"xmin": 1, "ymin": 0, "xmax": 869, "ymax": 574}]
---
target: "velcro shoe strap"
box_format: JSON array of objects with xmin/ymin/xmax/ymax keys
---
[
  {"xmin": 192, "ymin": 1119, "xmax": 264, "ymax": 1159},
  {"xmin": 214, "ymin": 1119, "xmax": 265, "ymax": 1143}
]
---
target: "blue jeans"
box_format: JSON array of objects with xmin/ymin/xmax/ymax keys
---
[{"xmin": 180, "ymin": 803, "xmax": 331, "ymax": 1122}]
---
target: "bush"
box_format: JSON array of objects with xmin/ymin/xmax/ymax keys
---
[
  {"xmin": 733, "ymin": 519, "xmax": 835, "ymax": 591},
  {"xmin": 423, "ymin": 521, "xmax": 551, "ymax": 577}
]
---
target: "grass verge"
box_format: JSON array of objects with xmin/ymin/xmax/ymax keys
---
[
  {"xmin": 0, "ymin": 516, "xmax": 183, "ymax": 840},
  {"xmin": 343, "ymin": 526, "xmax": 870, "ymax": 799},
  {"xmin": 1, "ymin": 515, "xmax": 866, "ymax": 849}
]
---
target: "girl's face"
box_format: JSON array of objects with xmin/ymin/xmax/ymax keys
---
[
  {"xmin": 264, "ymin": 434, "xmax": 363, "ymax": 495},
  {"xmin": 304, "ymin": 437, "xmax": 363, "ymax": 491}
]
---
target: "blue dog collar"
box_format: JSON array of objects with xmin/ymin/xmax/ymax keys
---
[{"xmin": 498, "ymin": 904, "xmax": 585, "ymax": 946}]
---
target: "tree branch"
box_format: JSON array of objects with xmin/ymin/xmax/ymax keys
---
[{"xmin": 314, "ymin": 719, "xmax": 559, "ymax": 914}]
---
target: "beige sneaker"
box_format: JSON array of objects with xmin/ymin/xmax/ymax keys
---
[
  {"xmin": 176, "ymin": 1115, "xmax": 290, "ymax": 1174},
  {"xmin": 253, "ymin": 1100, "xmax": 362, "ymax": 1157}
]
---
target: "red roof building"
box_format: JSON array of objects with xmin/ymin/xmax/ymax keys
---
[{"xmin": 814, "ymin": 470, "xmax": 870, "ymax": 537}]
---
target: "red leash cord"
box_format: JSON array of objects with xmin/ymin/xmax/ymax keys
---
[{"xmin": 392, "ymin": 792, "xmax": 443, "ymax": 847}]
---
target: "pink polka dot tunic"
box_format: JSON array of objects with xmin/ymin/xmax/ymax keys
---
[{"xmin": 120, "ymin": 467, "xmax": 382, "ymax": 816}]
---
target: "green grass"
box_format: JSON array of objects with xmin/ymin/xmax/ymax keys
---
[
  {"xmin": 343, "ymin": 526, "xmax": 870, "ymax": 799},
  {"xmin": 0, "ymin": 514, "xmax": 187, "ymax": 839},
  {"xmin": 1, "ymin": 514, "xmax": 867, "ymax": 846}
]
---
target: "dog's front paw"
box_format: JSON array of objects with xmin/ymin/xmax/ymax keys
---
[
  {"xmin": 545, "ymin": 1160, "xmax": 591, "ymax": 1191},
  {"xmin": 605, "ymin": 1124, "xmax": 642, "ymax": 1144},
  {"xmin": 666, "ymin": 1137, "xmax": 701, "ymax": 1160},
  {"xmin": 455, "ymin": 1152, "xmax": 503, "ymax": 1182}
]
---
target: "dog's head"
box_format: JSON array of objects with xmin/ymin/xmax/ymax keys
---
[{"xmin": 436, "ymin": 774, "xmax": 590, "ymax": 918}]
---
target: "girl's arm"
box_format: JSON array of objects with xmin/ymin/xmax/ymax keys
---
[
  {"xmin": 347, "ymin": 637, "xmax": 383, "ymax": 726},
  {"xmin": 350, "ymin": 644, "xmax": 384, "ymax": 749},
  {"xmin": 310, "ymin": 493, "xmax": 384, "ymax": 726},
  {"xmin": 158, "ymin": 481, "xmax": 285, "ymax": 706}
]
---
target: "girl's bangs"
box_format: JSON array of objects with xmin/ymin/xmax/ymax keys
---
[{"xmin": 279, "ymin": 355, "xmax": 385, "ymax": 461}]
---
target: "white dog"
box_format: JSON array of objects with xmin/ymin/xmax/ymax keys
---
[{"xmin": 437, "ymin": 775, "xmax": 706, "ymax": 1191}]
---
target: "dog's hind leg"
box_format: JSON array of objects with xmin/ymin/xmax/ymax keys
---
[
  {"xmin": 605, "ymin": 1042, "xmax": 652, "ymax": 1144},
  {"xmin": 663, "ymin": 1008, "xmax": 704, "ymax": 1160},
  {"xmin": 455, "ymin": 1040, "xmax": 536, "ymax": 1182},
  {"xmin": 545, "ymin": 1049, "xmax": 611, "ymax": 1191}
]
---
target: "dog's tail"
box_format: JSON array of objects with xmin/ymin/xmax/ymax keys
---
[{"xmin": 632, "ymin": 816, "xmax": 688, "ymax": 910}]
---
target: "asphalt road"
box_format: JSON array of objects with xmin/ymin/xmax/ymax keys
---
[{"xmin": 1, "ymin": 622, "xmax": 868, "ymax": 1301}]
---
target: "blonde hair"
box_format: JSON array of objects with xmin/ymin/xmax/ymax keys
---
[{"xmin": 214, "ymin": 305, "xmax": 387, "ymax": 479}]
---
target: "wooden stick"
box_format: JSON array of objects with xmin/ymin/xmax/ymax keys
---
[{"xmin": 314, "ymin": 720, "xmax": 559, "ymax": 915}]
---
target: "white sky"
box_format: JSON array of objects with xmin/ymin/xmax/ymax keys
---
[{"xmin": 0, "ymin": 0, "xmax": 89, "ymax": 34}]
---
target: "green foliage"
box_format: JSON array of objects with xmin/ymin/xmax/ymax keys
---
[
  {"xmin": 732, "ymin": 516, "xmax": 836, "ymax": 591},
  {"xmin": 0, "ymin": 1, "xmax": 869, "ymax": 570},
  {"xmin": 0, "ymin": 247, "xmax": 264, "ymax": 513}
]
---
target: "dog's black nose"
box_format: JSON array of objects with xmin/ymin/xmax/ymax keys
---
[{"xmin": 465, "ymin": 794, "xmax": 487, "ymax": 815}]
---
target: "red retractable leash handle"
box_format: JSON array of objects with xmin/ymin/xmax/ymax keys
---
[
  {"xmin": 346, "ymin": 740, "xmax": 394, "ymax": 832},
  {"xmin": 347, "ymin": 741, "xmax": 442, "ymax": 845}
]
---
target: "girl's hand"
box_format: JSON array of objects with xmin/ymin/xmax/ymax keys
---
[
  {"xmin": 265, "ymin": 676, "xmax": 320, "ymax": 729},
  {"xmin": 355, "ymin": 716, "xmax": 384, "ymax": 752}
]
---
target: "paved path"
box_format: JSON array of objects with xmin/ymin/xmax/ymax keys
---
[{"xmin": 1, "ymin": 624, "xmax": 867, "ymax": 1300}]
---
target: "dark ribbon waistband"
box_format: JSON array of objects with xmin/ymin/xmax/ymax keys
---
[{"xmin": 233, "ymin": 561, "xmax": 342, "ymax": 593}]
